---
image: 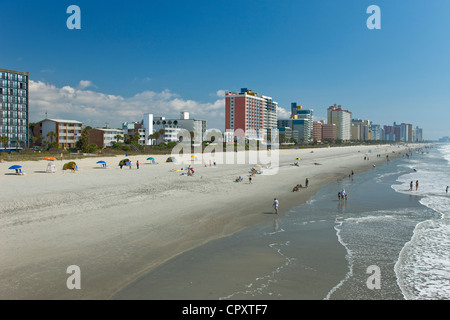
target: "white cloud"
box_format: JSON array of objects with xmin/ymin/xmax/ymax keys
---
[
  {"xmin": 29, "ymin": 80, "xmax": 225, "ymax": 129},
  {"xmin": 216, "ymin": 89, "xmax": 227, "ymax": 97},
  {"xmin": 77, "ymin": 80, "xmax": 96, "ymax": 89},
  {"xmin": 277, "ymin": 106, "xmax": 291, "ymax": 119}
]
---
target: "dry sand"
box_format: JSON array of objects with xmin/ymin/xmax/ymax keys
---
[{"xmin": 0, "ymin": 144, "xmax": 412, "ymax": 299}]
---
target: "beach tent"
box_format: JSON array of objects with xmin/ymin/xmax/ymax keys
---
[
  {"xmin": 295, "ymin": 157, "xmax": 301, "ymax": 160},
  {"xmin": 119, "ymin": 159, "xmax": 130, "ymax": 167},
  {"xmin": 97, "ymin": 160, "xmax": 107, "ymax": 168},
  {"xmin": 166, "ymin": 157, "xmax": 177, "ymax": 163},
  {"xmin": 63, "ymin": 161, "xmax": 77, "ymax": 171}
]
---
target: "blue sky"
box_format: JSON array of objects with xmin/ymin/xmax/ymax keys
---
[{"xmin": 2, "ymin": 0, "xmax": 449, "ymax": 139}]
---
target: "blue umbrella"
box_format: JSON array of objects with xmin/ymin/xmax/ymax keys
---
[
  {"xmin": 96, "ymin": 161, "xmax": 106, "ymax": 164},
  {"xmin": 8, "ymin": 165, "xmax": 22, "ymax": 170}
]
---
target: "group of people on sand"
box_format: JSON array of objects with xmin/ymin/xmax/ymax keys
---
[
  {"xmin": 338, "ymin": 188, "xmax": 348, "ymax": 200},
  {"xmin": 233, "ymin": 167, "xmax": 260, "ymax": 184},
  {"xmin": 292, "ymin": 178, "xmax": 309, "ymax": 192},
  {"xmin": 120, "ymin": 160, "xmax": 139, "ymax": 169}
]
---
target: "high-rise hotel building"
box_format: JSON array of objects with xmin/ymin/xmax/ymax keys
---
[
  {"xmin": 225, "ymin": 88, "xmax": 278, "ymax": 140},
  {"xmin": 327, "ymin": 104, "xmax": 352, "ymax": 141},
  {"xmin": 0, "ymin": 68, "xmax": 29, "ymax": 149}
]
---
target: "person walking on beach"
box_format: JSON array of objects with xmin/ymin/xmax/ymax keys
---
[
  {"xmin": 416, "ymin": 180, "xmax": 419, "ymax": 191},
  {"xmin": 446, "ymin": 186, "xmax": 448, "ymax": 194},
  {"xmin": 305, "ymin": 178, "xmax": 309, "ymax": 188},
  {"xmin": 273, "ymin": 198, "xmax": 279, "ymax": 214},
  {"xmin": 410, "ymin": 181, "xmax": 413, "ymax": 191},
  {"xmin": 249, "ymin": 175, "xmax": 252, "ymax": 184},
  {"xmin": 137, "ymin": 160, "xmax": 140, "ymax": 169}
]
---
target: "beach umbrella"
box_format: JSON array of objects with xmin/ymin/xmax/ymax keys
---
[
  {"xmin": 8, "ymin": 165, "xmax": 22, "ymax": 170},
  {"xmin": 147, "ymin": 157, "xmax": 155, "ymax": 160},
  {"xmin": 44, "ymin": 157, "xmax": 57, "ymax": 161},
  {"xmin": 97, "ymin": 160, "xmax": 107, "ymax": 168}
]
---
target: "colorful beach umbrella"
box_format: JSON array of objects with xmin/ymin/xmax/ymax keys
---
[
  {"xmin": 8, "ymin": 165, "xmax": 22, "ymax": 170},
  {"xmin": 44, "ymin": 157, "xmax": 57, "ymax": 161},
  {"xmin": 96, "ymin": 161, "xmax": 106, "ymax": 164},
  {"xmin": 147, "ymin": 157, "xmax": 155, "ymax": 160}
]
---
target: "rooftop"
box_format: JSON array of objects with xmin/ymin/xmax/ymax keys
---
[{"xmin": 38, "ymin": 118, "xmax": 83, "ymax": 124}]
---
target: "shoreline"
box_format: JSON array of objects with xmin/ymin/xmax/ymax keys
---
[{"xmin": 0, "ymin": 144, "xmax": 420, "ymax": 299}]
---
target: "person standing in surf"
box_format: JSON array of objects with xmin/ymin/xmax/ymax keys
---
[{"xmin": 273, "ymin": 198, "xmax": 279, "ymax": 214}]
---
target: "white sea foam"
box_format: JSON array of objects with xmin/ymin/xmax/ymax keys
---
[
  {"xmin": 375, "ymin": 170, "xmax": 404, "ymax": 183},
  {"xmin": 324, "ymin": 218, "xmax": 354, "ymax": 300},
  {"xmin": 394, "ymin": 144, "xmax": 450, "ymax": 299}
]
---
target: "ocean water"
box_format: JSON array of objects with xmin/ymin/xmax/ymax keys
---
[
  {"xmin": 392, "ymin": 144, "xmax": 450, "ymax": 300},
  {"xmin": 114, "ymin": 144, "xmax": 450, "ymax": 300}
]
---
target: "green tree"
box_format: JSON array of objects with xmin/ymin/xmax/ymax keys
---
[
  {"xmin": 0, "ymin": 136, "xmax": 9, "ymax": 151},
  {"xmin": 47, "ymin": 131, "xmax": 57, "ymax": 143},
  {"xmin": 133, "ymin": 131, "xmax": 140, "ymax": 143},
  {"xmin": 149, "ymin": 132, "xmax": 159, "ymax": 145},
  {"xmin": 76, "ymin": 126, "xmax": 92, "ymax": 152},
  {"xmin": 158, "ymin": 129, "xmax": 165, "ymax": 144}
]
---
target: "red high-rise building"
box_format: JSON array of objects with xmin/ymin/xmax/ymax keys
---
[{"xmin": 225, "ymin": 88, "xmax": 277, "ymax": 140}]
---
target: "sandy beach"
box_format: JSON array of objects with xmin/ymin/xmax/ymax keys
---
[{"xmin": 0, "ymin": 144, "xmax": 414, "ymax": 299}]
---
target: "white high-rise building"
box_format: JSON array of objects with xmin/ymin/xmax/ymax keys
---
[{"xmin": 143, "ymin": 113, "xmax": 153, "ymax": 145}]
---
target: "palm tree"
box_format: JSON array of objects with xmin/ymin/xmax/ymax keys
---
[
  {"xmin": 114, "ymin": 134, "xmax": 122, "ymax": 143},
  {"xmin": 148, "ymin": 132, "xmax": 158, "ymax": 145},
  {"xmin": 48, "ymin": 131, "xmax": 57, "ymax": 140},
  {"xmin": 152, "ymin": 132, "xmax": 160, "ymax": 145},
  {"xmin": 0, "ymin": 136, "xmax": 9, "ymax": 151},
  {"xmin": 158, "ymin": 129, "xmax": 165, "ymax": 144}
]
